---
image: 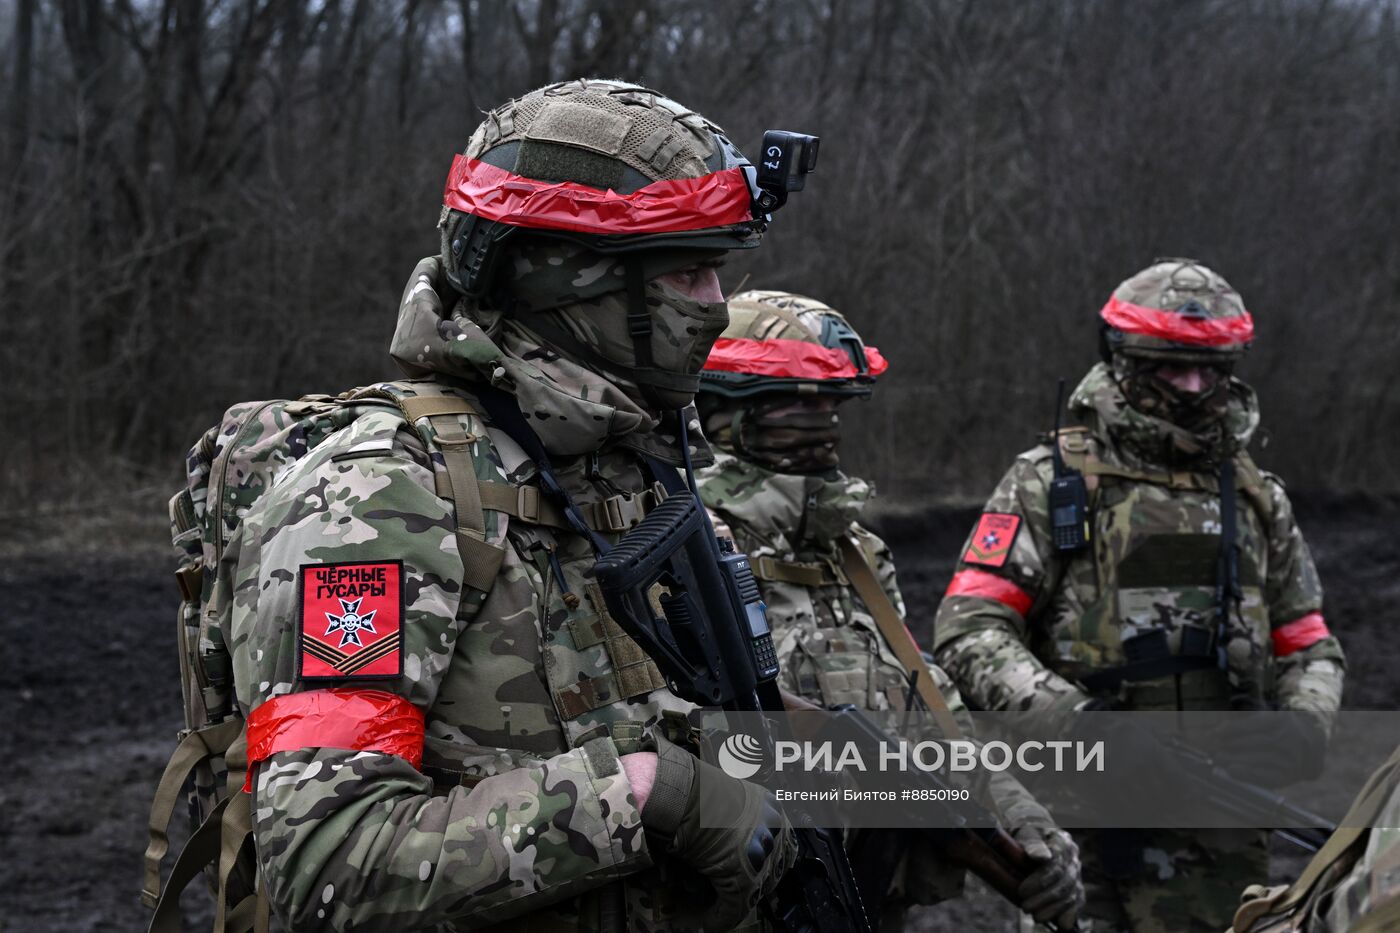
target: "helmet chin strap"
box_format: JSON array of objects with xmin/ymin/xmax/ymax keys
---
[{"xmin": 625, "ymin": 258, "xmax": 655, "ymax": 372}]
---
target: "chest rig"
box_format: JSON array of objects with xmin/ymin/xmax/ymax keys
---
[
  {"xmin": 1043, "ymin": 428, "xmax": 1276, "ymax": 710},
  {"xmin": 746, "ymin": 533, "xmax": 910, "ymax": 712}
]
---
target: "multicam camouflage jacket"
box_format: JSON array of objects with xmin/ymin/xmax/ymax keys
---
[
  {"xmin": 226, "ymin": 257, "xmax": 726, "ymax": 932},
  {"xmin": 932, "ymin": 362, "xmax": 1345, "ymax": 714},
  {"xmin": 696, "ymin": 451, "xmax": 942, "ymax": 712},
  {"xmin": 695, "ymin": 451, "xmax": 1064, "ymax": 910}
]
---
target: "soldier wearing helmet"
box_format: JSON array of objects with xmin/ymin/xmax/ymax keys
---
[
  {"xmin": 695, "ymin": 291, "xmax": 1085, "ymax": 930},
  {"xmin": 932, "ymin": 259, "xmax": 1347, "ymax": 930},
  {"xmin": 227, "ymin": 80, "xmax": 810, "ymax": 931}
]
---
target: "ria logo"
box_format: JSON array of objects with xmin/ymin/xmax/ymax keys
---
[{"xmin": 718, "ymin": 733, "xmax": 765, "ymax": 780}]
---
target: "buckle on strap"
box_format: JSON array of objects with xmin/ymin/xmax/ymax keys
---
[
  {"xmin": 602, "ymin": 496, "xmax": 628, "ymax": 532},
  {"xmin": 515, "ymin": 486, "xmax": 541, "ymax": 524}
]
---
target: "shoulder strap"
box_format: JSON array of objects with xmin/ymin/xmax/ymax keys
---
[
  {"xmin": 1233, "ymin": 450, "xmax": 1276, "ymax": 525},
  {"xmin": 1232, "ymin": 746, "xmax": 1400, "ymax": 931},
  {"xmin": 751, "ymin": 555, "xmax": 839, "ymax": 588},
  {"xmin": 141, "ymin": 718, "xmax": 244, "ymax": 908},
  {"xmin": 836, "ymin": 536, "xmax": 963, "ymax": 739},
  {"xmin": 1058, "ymin": 429, "xmax": 1274, "ymax": 517},
  {"xmin": 351, "ymin": 383, "xmax": 507, "ymax": 592}
]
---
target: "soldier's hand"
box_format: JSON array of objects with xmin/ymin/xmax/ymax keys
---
[
  {"xmin": 1012, "ymin": 824, "xmax": 1084, "ymax": 929},
  {"xmin": 636, "ymin": 737, "xmax": 796, "ymax": 930}
]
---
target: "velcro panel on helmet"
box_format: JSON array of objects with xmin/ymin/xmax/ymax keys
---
[
  {"xmin": 636, "ymin": 126, "xmax": 685, "ymax": 173},
  {"xmin": 515, "ymin": 141, "xmax": 626, "ymax": 190},
  {"xmin": 526, "ymin": 100, "xmax": 630, "ymax": 155}
]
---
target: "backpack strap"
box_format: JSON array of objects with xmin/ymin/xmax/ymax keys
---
[
  {"xmin": 147, "ymin": 797, "xmax": 230, "ymax": 933},
  {"xmin": 351, "ymin": 384, "xmax": 507, "ymax": 593},
  {"xmin": 837, "ymin": 536, "xmax": 963, "ymax": 740},
  {"xmin": 141, "ymin": 718, "xmax": 244, "ymax": 907},
  {"xmin": 750, "ymin": 555, "xmax": 840, "ymax": 588},
  {"xmin": 1056, "ymin": 428, "xmax": 1274, "ymax": 524}
]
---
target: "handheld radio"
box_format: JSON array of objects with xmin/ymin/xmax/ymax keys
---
[{"xmin": 1048, "ymin": 379, "xmax": 1091, "ymax": 552}]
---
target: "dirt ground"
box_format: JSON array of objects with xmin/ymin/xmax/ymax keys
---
[{"xmin": 2, "ymin": 495, "xmax": 1396, "ymax": 932}]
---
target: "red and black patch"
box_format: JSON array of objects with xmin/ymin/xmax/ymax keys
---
[
  {"xmin": 963, "ymin": 513, "xmax": 1021, "ymax": 568},
  {"xmin": 298, "ymin": 560, "xmax": 404, "ymax": 681}
]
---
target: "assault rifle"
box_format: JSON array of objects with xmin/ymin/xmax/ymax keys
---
[
  {"xmin": 594, "ymin": 487, "xmax": 1055, "ymax": 929},
  {"xmin": 1166, "ymin": 736, "xmax": 1334, "ymax": 852},
  {"xmin": 782, "ymin": 694, "xmax": 1049, "ymax": 922},
  {"xmin": 595, "ymin": 491, "xmax": 871, "ymax": 933}
]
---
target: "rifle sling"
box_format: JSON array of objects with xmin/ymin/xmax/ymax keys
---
[
  {"xmin": 1231, "ymin": 745, "xmax": 1400, "ymax": 931},
  {"xmin": 837, "ymin": 536, "xmax": 963, "ymax": 740}
]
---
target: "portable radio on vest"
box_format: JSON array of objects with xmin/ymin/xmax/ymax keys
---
[{"xmin": 1049, "ymin": 379, "xmax": 1091, "ymax": 552}]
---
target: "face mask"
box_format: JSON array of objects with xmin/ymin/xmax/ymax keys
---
[
  {"xmin": 1113, "ymin": 354, "xmax": 1233, "ymax": 433},
  {"xmin": 528, "ymin": 278, "xmax": 729, "ymax": 412},
  {"xmin": 702, "ymin": 397, "xmax": 843, "ymax": 473}
]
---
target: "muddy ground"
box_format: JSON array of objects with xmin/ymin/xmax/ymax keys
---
[{"xmin": 2, "ymin": 495, "xmax": 1397, "ymax": 932}]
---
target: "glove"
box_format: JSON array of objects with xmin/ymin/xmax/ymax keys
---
[
  {"xmin": 1012, "ymin": 824, "xmax": 1084, "ymax": 929},
  {"xmin": 641, "ymin": 737, "xmax": 796, "ymax": 930},
  {"xmin": 992, "ymin": 769, "xmax": 1084, "ymax": 929}
]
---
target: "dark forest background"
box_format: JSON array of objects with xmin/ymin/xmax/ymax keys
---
[{"xmin": 4, "ymin": 0, "xmax": 1400, "ymax": 514}]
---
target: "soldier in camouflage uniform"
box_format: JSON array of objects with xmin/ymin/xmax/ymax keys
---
[
  {"xmin": 931, "ymin": 259, "xmax": 1347, "ymax": 931},
  {"xmin": 1231, "ymin": 744, "xmax": 1400, "ymax": 933},
  {"xmin": 225, "ymin": 80, "xmax": 811, "ymax": 931},
  {"xmin": 694, "ymin": 291, "xmax": 1085, "ymax": 930}
]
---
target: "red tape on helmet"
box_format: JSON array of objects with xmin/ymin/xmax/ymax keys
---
[
  {"xmin": 442, "ymin": 155, "xmax": 755, "ymax": 235},
  {"xmin": 1100, "ymin": 295, "xmax": 1255, "ymax": 347},
  {"xmin": 1271, "ymin": 611, "xmax": 1332, "ymax": 657},
  {"xmin": 244, "ymin": 688, "xmax": 425, "ymax": 791},
  {"xmin": 702, "ymin": 337, "xmax": 889, "ymax": 380},
  {"xmin": 944, "ymin": 569, "xmax": 1033, "ymax": 617}
]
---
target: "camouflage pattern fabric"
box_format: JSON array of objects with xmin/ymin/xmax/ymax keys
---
[
  {"xmin": 226, "ymin": 256, "xmax": 756, "ymax": 932},
  {"xmin": 1104, "ymin": 258, "xmax": 1252, "ymax": 364},
  {"xmin": 1229, "ymin": 745, "xmax": 1400, "ymax": 933},
  {"xmin": 697, "ymin": 450, "xmax": 939, "ymax": 714},
  {"xmin": 1314, "ymin": 784, "xmax": 1400, "ymax": 931},
  {"xmin": 696, "ymin": 449, "xmax": 1073, "ymax": 926},
  {"xmin": 932, "ymin": 362, "xmax": 1346, "ymax": 930}
]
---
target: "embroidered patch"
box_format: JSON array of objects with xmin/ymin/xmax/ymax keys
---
[
  {"xmin": 298, "ymin": 561, "xmax": 404, "ymax": 680},
  {"xmin": 963, "ymin": 513, "xmax": 1021, "ymax": 568}
]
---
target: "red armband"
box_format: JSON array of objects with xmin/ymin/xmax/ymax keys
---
[
  {"xmin": 1271, "ymin": 612, "xmax": 1332, "ymax": 658},
  {"xmin": 944, "ymin": 569, "xmax": 1034, "ymax": 617},
  {"xmin": 244, "ymin": 688, "xmax": 425, "ymax": 792}
]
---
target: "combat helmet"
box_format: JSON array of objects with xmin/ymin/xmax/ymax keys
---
[
  {"xmin": 1099, "ymin": 258, "xmax": 1254, "ymax": 365},
  {"xmin": 699, "ymin": 290, "xmax": 889, "ymax": 398},
  {"xmin": 438, "ymin": 79, "xmax": 816, "ymax": 409},
  {"xmin": 440, "ymin": 79, "xmax": 780, "ymax": 299}
]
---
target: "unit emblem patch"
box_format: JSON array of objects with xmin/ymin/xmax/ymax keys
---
[
  {"xmin": 963, "ymin": 513, "xmax": 1021, "ymax": 568},
  {"xmin": 298, "ymin": 561, "xmax": 403, "ymax": 680}
]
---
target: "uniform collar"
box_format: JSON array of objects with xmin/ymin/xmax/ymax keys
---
[{"xmin": 389, "ymin": 256, "xmax": 711, "ymax": 465}]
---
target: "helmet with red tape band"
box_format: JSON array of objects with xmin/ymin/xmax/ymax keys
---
[
  {"xmin": 440, "ymin": 79, "xmax": 779, "ymax": 303},
  {"xmin": 699, "ymin": 290, "xmax": 889, "ymax": 399},
  {"xmin": 1099, "ymin": 258, "xmax": 1254, "ymax": 365}
]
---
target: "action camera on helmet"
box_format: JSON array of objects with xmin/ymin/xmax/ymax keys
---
[{"xmin": 755, "ymin": 130, "xmax": 820, "ymax": 212}]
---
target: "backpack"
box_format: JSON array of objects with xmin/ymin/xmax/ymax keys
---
[{"xmin": 140, "ymin": 380, "xmax": 507, "ymax": 933}]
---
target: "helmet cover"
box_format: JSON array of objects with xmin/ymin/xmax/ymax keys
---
[
  {"xmin": 440, "ymin": 78, "xmax": 766, "ymax": 301},
  {"xmin": 699, "ymin": 290, "xmax": 889, "ymax": 398},
  {"xmin": 1100, "ymin": 258, "xmax": 1254, "ymax": 364}
]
